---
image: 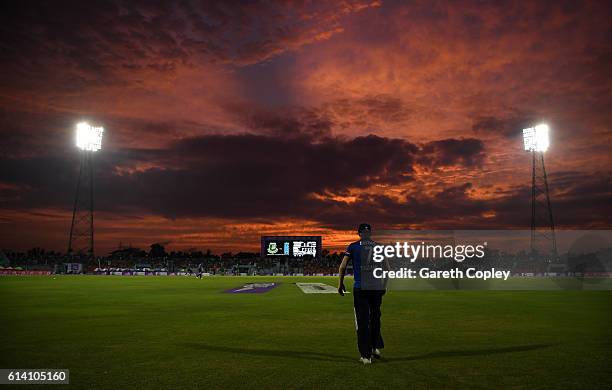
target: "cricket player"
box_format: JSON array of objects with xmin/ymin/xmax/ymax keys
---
[{"xmin": 338, "ymin": 223, "xmax": 386, "ymax": 364}]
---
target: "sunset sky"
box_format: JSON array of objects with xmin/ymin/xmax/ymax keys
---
[{"xmin": 1, "ymin": 0, "xmax": 610, "ymax": 254}]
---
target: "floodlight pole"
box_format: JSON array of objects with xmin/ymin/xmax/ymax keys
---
[
  {"xmin": 529, "ymin": 150, "xmax": 557, "ymax": 258},
  {"xmin": 90, "ymin": 151, "xmax": 94, "ymax": 257},
  {"xmin": 531, "ymin": 151, "xmax": 536, "ymax": 243},
  {"xmin": 67, "ymin": 150, "xmax": 95, "ymax": 261},
  {"xmin": 540, "ymin": 153, "xmax": 557, "ymax": 255},
  {"xmin": 67, "ymin": 153, "xmax": 82, "ymax": 254}
]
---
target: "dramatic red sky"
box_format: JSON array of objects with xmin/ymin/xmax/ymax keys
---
[{"xmin": 1, "ymin": 0, "xmax": 610, "ymax": 254}]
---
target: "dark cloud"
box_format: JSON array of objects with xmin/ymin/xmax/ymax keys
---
[
  {"xmin": 225, "ymin": 94, "xmax": 414, "ymax": 140},
  {"xmin": 1, "ymin": 119, "xmax": 610, "ymax": 252},
  {"xmin": 418, "ymin": 138, "xmax": 486, "ymax": 168},
  {"xmin": 6, "ymin": 126, "xmax": 607, "ymax": 231},
  {"xmin": 479, "ymin": 171, "xmax": 612, "ymax": 229},
  {"xmin": 472, "ymin": 114, "xmax": 541, "ymax": 139},
  {"xmin": 312, "ymin": 173, "xmax": 612, "ymax": 230},
  {"xmin": 0, "ymin": 132, "xmax": 484, "ymax": 220},
  {"xmin": 226, "ymin": 104, "xmax": 335, "ymax": 139},
  {"xmin": 0, "ymin": 0, "xmax": 378, "ymax": 93}
]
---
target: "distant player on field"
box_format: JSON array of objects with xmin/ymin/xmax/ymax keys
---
[
  {"xmin": 197, "ymin": 263, "xmax": 203, "ymax": 279},
  {"xmin": 338, "ymin": 223, "xmax": 386, "ymax": 365}
]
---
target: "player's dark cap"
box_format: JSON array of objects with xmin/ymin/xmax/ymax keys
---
[{"xmin": 358, "ymin": 223, "xmax": 372, "ymax": 233}]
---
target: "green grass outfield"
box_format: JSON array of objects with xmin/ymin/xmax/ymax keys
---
[{"xmin": 1, "ymin": 276, "xmax": 611, "ymax": 389}]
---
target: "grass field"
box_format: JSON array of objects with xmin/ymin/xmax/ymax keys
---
[{"xmin": 1, "ymin": 275, "xmax": 611, "ymax": 389}]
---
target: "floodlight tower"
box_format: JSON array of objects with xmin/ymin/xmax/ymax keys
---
[
  {"xmin": 522, "ymin": 124, "xmax": 557, "ymax": 258},
  {"xmin": 68, "ymin": 122, "xmax": 104, "ymax": 261}
]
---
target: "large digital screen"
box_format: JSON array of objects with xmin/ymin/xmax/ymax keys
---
[{"xmin": 261, "ymin": 236, "xmax": 322, "ymax": 259}]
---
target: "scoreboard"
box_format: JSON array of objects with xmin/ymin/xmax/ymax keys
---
[{"xmin": 261, "ymin": 236, "xmax": 322, "ymax": 259}]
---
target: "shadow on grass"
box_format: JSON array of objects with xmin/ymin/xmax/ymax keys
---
[
  {"xmin": 183, "ymin": 343, "xmax": 555, "ymax": 364},
  {"xmin": 382, "ymin": 343, "xmax": 555, "ymax": 363},
  {"xmin": 182, "ymin": 343, "xmax": 355, "ymax": 362}
]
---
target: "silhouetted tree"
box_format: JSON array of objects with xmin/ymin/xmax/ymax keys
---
[{"xmin": 149, "ymin": 243, "xmax": 166, "ymax": 258}]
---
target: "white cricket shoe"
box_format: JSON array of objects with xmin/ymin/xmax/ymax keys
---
[
  {"xmin": 372, "ymin": 348, "xmax": 382, "ymax": 359},
  {"xmin": 358, "ymin": 357, "xmax": 372, "ymax": 365}
]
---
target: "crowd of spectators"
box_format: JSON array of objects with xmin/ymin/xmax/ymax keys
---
[
  {"xmin": 3, "ymin": 245, "xmax": 610, "ymax": 276},
  {"xmin": 1, "ymin": 245, "xmax": 343, "ymax": 275}
]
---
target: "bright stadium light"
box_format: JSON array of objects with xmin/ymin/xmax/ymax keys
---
[
  {"xmin": 76, "ymin": 122, "xmax": 104, "ymax": 151},
  {"xmin": 523, "ymin": 123, "xmax": 549, "ymax": 152}
]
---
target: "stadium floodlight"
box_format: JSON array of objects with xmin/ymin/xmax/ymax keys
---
[
  {"xmin": 69, "ymin": 121, "xmax": 104, "ymax": 259},
  {"xmin": 522, "ymin": 122, "xmax": 557, "ymax": 258},
  {"xmin": 523, "ymin": 123, "xmax": 549, "ymax": 152},
  {"xmin": 76, "ymin": 122, "xmax": 104, "ymax": 151}
]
